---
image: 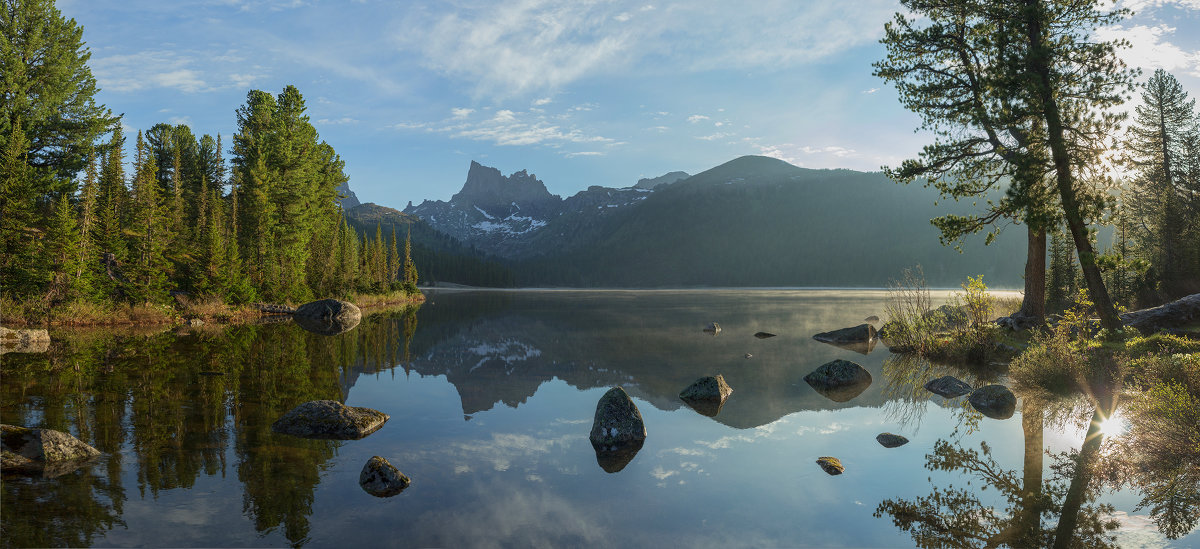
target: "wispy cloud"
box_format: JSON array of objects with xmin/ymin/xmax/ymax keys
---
[
  {"xmin": 92, "ymin": 50, "xmax": 248, "ymax": 93},
  {"xmin": 395, "ymin": 104, "xmax": 617, "ymax": 148},
  {"xmin": 394, "ymin": 0, "xmax": 897, "ymax": 97},
  {"xmin": 687, "ymin": 114, "xmax": 709, "ymax": 123}
]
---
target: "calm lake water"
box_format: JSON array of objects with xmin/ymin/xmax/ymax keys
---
[{"xmin": 1, "ymin": 289, "xmax": 1196, "ymax": 548}]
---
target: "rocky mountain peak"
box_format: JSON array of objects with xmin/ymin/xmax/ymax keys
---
[
  {"xmin": 635, "ymin": 171, "xmax": 690, "ymax": 190},
  {"xmin": 451, "ymin": 161, "xmax": 560, "ymax": 217}
]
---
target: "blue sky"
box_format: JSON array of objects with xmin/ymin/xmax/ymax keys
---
[{"xmin": 59, "ymin": 0, "xmax": 1200, "ymax": 207}]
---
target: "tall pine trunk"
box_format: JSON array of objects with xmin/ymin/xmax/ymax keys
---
[
  {"xmin": 1018, "ymin": 226, "xmax": 1047, "ymax": 321},
  {"xmin": 1021, "ymin": 0, "xmax": 1123, "ymax": 332}
]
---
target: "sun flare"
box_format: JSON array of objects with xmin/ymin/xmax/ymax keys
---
[{"xmin": 1097, "ymin": 414, "xmax": 1128, "ymax": 438}]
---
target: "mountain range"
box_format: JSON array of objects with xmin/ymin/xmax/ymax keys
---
[{"xmin": 383, "ymin": 155, "xmax": 1025, "ymax": 288}]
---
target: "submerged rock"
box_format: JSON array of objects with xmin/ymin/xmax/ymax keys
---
[
  {"xmin": 816, "ymin": 456, "xmax": 844, "ymax": 475},
  {"xmin": 679, "ymin": 375, "xmax": 734, "ymax": 417},
  {"xmin": 820, "ymin": 338, "xmax": 878, "ymax": 356},
  {"xmin": 359, "ymin": 456, "xmax": 410, "ymax": 497},
  {"xmin": 924, "ymin": 376, "xmax": 973, "ymax": 398},
  {"xmin": 812, "ymin": 323, "xmax": 876, "ymax": 344},
  {"xmin": 589, "ymin": 387, "xmax": 647, "ymax": 446},
  {"xmin": 271, "ymin": 400, "xmax": 389, "ymax": 439},
  {"xmin": 876, "ymin": 433, "xmax": 909, "ymax": 448},
  {"xmin": 968, "ymin": 385, "xmax": 1017, "ymax": 420},
  {"xmin": 0, "ymin": 327, "xmax": 50, "ymax": 354},
  {"xmin": 293, "ymin": 299, "xmax": 362, "ymax": 335},
  {"xmin": 703, "ymin": 321, "xmax": 722, "ymax": 335},
  {"xmin": 804, "ymin": 359, "xmax": 873, "ymax": 402},
  {"xmin": 753, "ymin": 331, "xmax": 777, "ymax": 339},
  {"xmin": 1, "ymin": 424, "xmax": 100, "ymax": 477}
]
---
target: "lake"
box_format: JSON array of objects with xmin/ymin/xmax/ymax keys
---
[{"xmin": 2, "ymin": 289, "xmax": 1195, "ymax": 547}]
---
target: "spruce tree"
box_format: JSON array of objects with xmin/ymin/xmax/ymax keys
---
[
  {"xmin": 76, "ymin": 151, "xmax": 100, "ymax": 298},
  {"xmin": 125, "ymin": 131, "xmax": 168, "ymax": 303},
  {"xmin": 1, "ymin": 0, "xmax": 118, "ymax": 192},
  {"xmin": 0, "ymin": 119, "xmax": 42, "ymax": 295},
  {"xmin": 402, "ymin": 227, "xmax": 418, "ymax": 293},
  {"xmin": 44, "ymin": 192, "xmax": 87, "ymax": 301},
  {"xmin": 1123, "ymin": 69, "xmax": 1199, "ymax": 297}
]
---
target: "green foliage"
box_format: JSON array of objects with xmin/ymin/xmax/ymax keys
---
[
  {"xmin": 0, "ymin": 0, "xmax": 118, "ymax": 187},
  {"xmin": 1011, "ymin": 290, "xmax": 1122, "ymax": 396},
  {"xmin": 881, "ymin": 266, "xmax": 935, "ymax": 354}
]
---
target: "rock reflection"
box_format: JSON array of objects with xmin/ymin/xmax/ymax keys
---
[
  {"xmin": 292, "ymin": 313, "xmax": 361, "ymax": 336},
  {"xmin": 680, "ymin": 396, "xmax": 726, "ymax": 417},
  {"xmin": 815, "ymin": 337, "xmax": 878, "ymax": 355},
  {"xmin": 593, "ymin": 440, "xmax": 645, "ymax": 473}
]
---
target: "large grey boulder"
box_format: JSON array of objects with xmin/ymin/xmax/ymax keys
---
[
  {"xmin": 589, "ymin": 387, "xmax": 647, "ymax": 447},
  {"xmin": 0, "ymin": 327, "xmax": 50, "ymax": 354},
  {"xmin": 816, "ymin": 456, "xmax": 844, "ymax": 475},
  {"xmin": 2, "ymin": 424, "xmax": 100, "ymax": 477},
  {"xmin": 804, "ymin": 359, "xmax": 873, "ymax": 403},
  {"xmin": 812, "ymin": 323, "xmax": 876, "ymax": 344},
  {"xmin": 679, "ymin": 375, "xmax": 734, "ymax": 417},
  {"xmin": 293, "ymin": 299, "xmax": 362, "ymax": 335},
  {"xmin": 359, "ymin": 456, "xmax": 410, "ymax": 497},
  {"xmin": 271, "ymin": 400, "xmax": 389, "ymax": 439},
  {"xmin": 969, "ymin": 385, "xmax": 1017, "ymax": 420},
  {"xmin": 924, "ymin": 376, "xmax": 973, "ymax": 398}
]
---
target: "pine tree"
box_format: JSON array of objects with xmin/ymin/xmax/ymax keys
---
[
  {"xmin": 1, "ymin": 0, "xmax": 119, "ymax": 194},
  {"xmin": 402, "ymin": 228, "xmax": 418, "ymax": 293},
  {"xmin": 1046, "ymin": 229, "xmax": 1078, "ymax": 311},
  {"xmin": 388, "ymin": 226, "xmax": 400, "ymax": 290},
  {"xmin": 76, "ymin": 151, "xmax": 100, "ymax": 298},
  {"xmin": 44, "ymin": 193, "xmax": 87, "ymax": 301},
  {"xmin": 1124, "ymin": 69, "xmax": 1199, "ymax": 297},
  {"xmin": 0, "ymin": 119, "xmax": 43, "ymax": 296},
  {"xmin": 125, "ymin": 131, "xmax": 169, "ymax": 303},
  {"xmin": 96, "ymin": 126, "xmax": 127, "ymax": 284}
]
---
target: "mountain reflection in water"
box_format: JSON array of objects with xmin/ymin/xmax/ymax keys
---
[{"xmin": 1, "ymin": 289, "xmax": 1195, "ymax": 547}]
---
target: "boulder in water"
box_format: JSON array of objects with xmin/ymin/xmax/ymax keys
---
[
  {"xmin": 0, "ymin": 327, "xmax": 50, "ymax": 354},
  {"xmin": 754, "ymin": 331, "xmax": 776, "ymax": 339},
  {"xmin": 924, "ymin": 376, "xmax": 973, "ymax": 398},
  {"xmin": 816, "ymin": 456, "xmax": 844, "ymax": 475},
  {"xmin": 703, "ymin": 321, "xmax": 721, "ymax": 335},
  {"xmin": 679, "ymin": 374, "xmax": 734, "ymax": 417},
  {"xmin": 589, "ymin": 387, "xmax": 647, "ymax": 446},
  {"xmin": 359, "ymin": 456, "xmax": 410, "ymax": 497},
  {"xmin": 804, "ymin": 359, "xmax": 873, "ymax": 402},
  {"xmin": 1, "ymin": 424, "xmax": 100, "ymax": 477},
  {"xmin": 968, "ymin": 385, "xmax": 1017, "ymax": 420},
  {"xmin": 271, "ymin": 400, "xmax": 389, "ymax": 439},
  {"xmin": 812, "ymin": 323, "xmax": 876, "ymax": 344},
  {"xmin": 876, "ymin": 433, "xmax": 909, "ymax": 448},
  {"xmin": 293, "ymin": 299, "xmax": 362, "ymax": 335}
]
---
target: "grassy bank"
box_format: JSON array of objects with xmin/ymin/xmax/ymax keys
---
[{"xmin": 0, "ymin": 290, "xmax": 424, "ymax": 328}]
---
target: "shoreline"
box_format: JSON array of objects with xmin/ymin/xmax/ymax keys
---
[{"xmin": 0, "ymin": 292, "xmax": 426, "ymax": 330}]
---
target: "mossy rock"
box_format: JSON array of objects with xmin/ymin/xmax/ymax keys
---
[{"xmin": 271, "ymin": 400, "xmax": 389, "ymax": 440}]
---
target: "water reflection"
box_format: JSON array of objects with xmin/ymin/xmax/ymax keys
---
[
  {"xmin": 1, "ymin": 305, "xmax": 419, "ymax": 547},
  {"xmin": 1, "ymin": 290, "xmax": 1196, "ymax": 547}
]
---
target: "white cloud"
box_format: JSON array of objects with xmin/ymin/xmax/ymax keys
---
[
  {"xmin": 696, "ymin": 132, "xmax": 731, "ymax": 141},
  {"xmin": 863, "ymin": 87, "xmax": 880, "ymax": 94},
  {"xmin": 452, "ymin": 107, "xmax": 475, "ymax": 119},
  {"xmin": 317, "ymin": 117, "xmax": 359, "ymax": 125},
  {"xmin": 92, "ymin": 49, "xmax": 259, "ymax": 93},
  {"xmin": 563, "ymin": 151, "xmax": 604, "ymax": 158},
  {"xmin": 1097, "ymin": 24, "xmax": 1200, "ymax": 76},
  {"xmin": 532, "ymin": 97, "xmax": 553, "ymax": 106},
  {"xmin": 492, "ymin": 109, "xmax": 518, "ymax": 122},
  {"xmin": 687, "ymin": 114, "xmax": 709, "ymax": 123}
]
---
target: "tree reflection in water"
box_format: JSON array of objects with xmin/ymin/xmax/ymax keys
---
[
  {"xmin": 875, "ymin": 394, "xmax": 1122, "ymax": 548},
  {"xmin": 0, "ymin": 305, "xmax": 420, "ymax": 547}
]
